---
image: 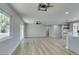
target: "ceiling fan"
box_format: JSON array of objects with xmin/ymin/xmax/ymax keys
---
[
  {"xmin": 35, "ymin": 21, "xmax": 41, "ymax": 24},
  {"xmin": 38, "ymin": 3, "xmax": 53, "ymax": 11}
]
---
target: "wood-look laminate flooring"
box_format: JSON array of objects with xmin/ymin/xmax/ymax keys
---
[{"xmin": 12, "ymin": 37, "xmax": 77, "ymax": 55}]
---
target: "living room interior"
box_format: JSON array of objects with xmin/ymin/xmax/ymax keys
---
[{"xmin": 0, "ymin": 3, "xmax": 79, "ymax": 55}]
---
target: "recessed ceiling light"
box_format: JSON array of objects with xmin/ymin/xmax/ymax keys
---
[{"xmin": 65, "ymin": 11, "xmax": 69, "ymax": 14}]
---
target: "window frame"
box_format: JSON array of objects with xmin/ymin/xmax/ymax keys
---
[
  {"xmin": 0, "ymin": 8, "xmax": 11, "ymax": 41},
  {"xmin": 73, "ymin": 23, "xmax": 79, "ymax": 36}
]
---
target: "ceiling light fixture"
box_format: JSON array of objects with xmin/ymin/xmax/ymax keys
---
[
  {"xmin": 35, "ymin": 21, "xmax": 41, "ymax": 24},
  {"xmin": 65, "ymin": 11, "xmax": 69, "ymax": 14},
  {"xmin": 38, "ymin": 3, "xmax": 53, "ymax": 11},
  {"xmin": 65, "ymin": 10, "xmax": 69, "ymax": 14}
]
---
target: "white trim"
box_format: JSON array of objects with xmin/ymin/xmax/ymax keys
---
[
  {"xmin": 66, "ymin": 35, "xmax": 69, "ymax": 49},
  {"xmin": 66, "ymin": 45, "xmax": 69, "ymax": 49}
]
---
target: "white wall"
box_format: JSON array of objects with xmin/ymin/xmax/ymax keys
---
[
  {"xmin": 24, "ymin": 24, "xmax": 47, "ymax": 37},
  {"xmin": 0, "ymin": 3, "xmax": 24, "ymax": 54},
  {"xmin": 24, "ymin": 24, "xmax": 62, "ymax": 38},
  {"xmin": 49, "ymin": 25, "xmax": 62, "ymax": 38}
]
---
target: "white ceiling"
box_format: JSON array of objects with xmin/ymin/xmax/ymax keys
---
[{"xmin": 9, "ymin": 3, "xmax": 79, "ymax": 25}]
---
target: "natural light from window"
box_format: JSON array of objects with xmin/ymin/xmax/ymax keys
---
[
  {"xmin": 0, "ymin": 9, "xmax": 10, "ymax": 39},
  {"xmin": 73, "ymin": 23, "xmax": 79, "ymax": 36}
]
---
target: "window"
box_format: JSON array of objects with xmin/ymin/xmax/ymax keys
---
[
  {"xmin": 73, "ymin": 23, "xmax": 79, "ymax": 36},
  {"xmin": 0, "ymin": 9, "xmax": 10, "ymax": 39}
]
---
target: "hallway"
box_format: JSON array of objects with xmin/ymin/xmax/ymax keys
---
[{"xmin": 12, "ymin": 38, "xmax": 76, "ymax": 55}]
